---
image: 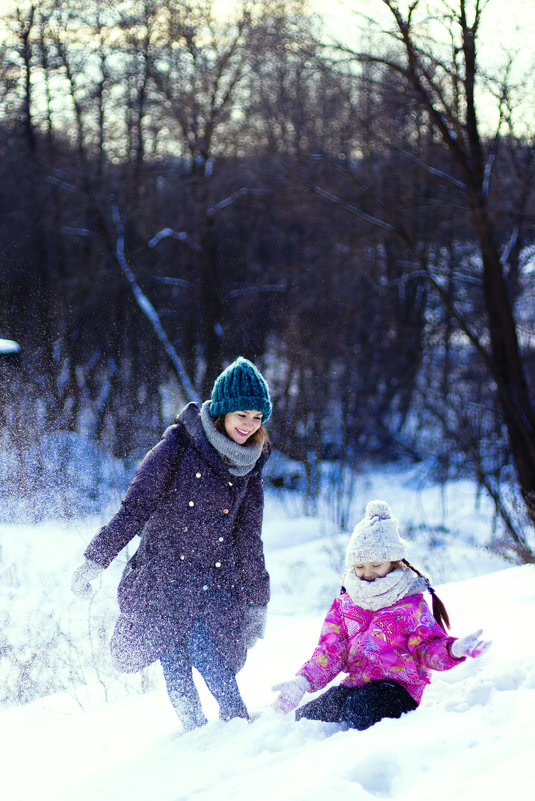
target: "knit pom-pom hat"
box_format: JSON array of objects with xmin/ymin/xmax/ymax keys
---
[
  {"xmin": 209, "ymin": 357, "xmax": 272, "ymax": 421},
  {"xmin": 344, "ymin": 500, "xmax": 409, "ymax": 566}
]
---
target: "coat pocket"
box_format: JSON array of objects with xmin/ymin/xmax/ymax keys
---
[{"xmin": 117, "ymin": 554, "xmax": 152, "ymax": 614}]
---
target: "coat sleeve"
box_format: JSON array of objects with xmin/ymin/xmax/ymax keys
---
[
  {"xmin": 232, "ymin": 469, "xmax": 270, "ymax": 607},
  {"xmin": 407, "ymin": 598, "xmax": 464, "ymax": 672},
  {"xmin": 84, "ymin": 424, "xmax": 186, "ymax": 568},
  {"xmin": 297, "ymin": 598, "xmax": 348, "ymax": 692}
]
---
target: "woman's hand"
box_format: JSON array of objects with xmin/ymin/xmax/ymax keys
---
[
  {"xmin": 71, "ymin": 559, "xmax": 104, "ymax": 599},
  {"xmin": 272, "ymin": 675, "xmax": 310, "ymax": 713},
  {"xmin": 243, "ymin": 606, "xmax": 267, "ymax": 648}
]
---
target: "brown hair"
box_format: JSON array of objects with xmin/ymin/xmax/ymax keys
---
[
  {"xmin": 213, "ymin": 415, "xmax": 269, "ymax": 447},
  {"xmin": 400, "ymin": 559, "xmax": 451, "ymax": 631}
]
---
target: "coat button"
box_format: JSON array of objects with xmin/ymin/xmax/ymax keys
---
[
  {"xmin": 180, "ymin": 554, "xmax": 185, "ymax": 560},
  {"xmin": 189, "ymin": 501, "xmax": 194, "ymax": 507},
  {"xmin": 215, "ymin": 562, "xmax": 221, "ymax": 568},
  {"xmin": 202, "ymin": 585, "xmax": 208, "ymax": 591},
  {"xmin": 223, "ymin": 508, "xmax": 229, "ymax": 514},
  {"xmin": 196, "ymin": 472, "xmax": 201, "ymax": 478},
  {"xmin": 218, "ymin": 536, "xmax": 224, "ymax": 542}
]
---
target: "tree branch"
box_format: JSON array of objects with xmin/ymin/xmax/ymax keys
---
[{"xmin": 112, "ymin": 201, "xmax": 199, "ymax": 402}]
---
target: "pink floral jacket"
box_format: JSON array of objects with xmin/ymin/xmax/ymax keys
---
[{"xmin": 297, "ymin": 591, "xmax": 463, "ymax": 702}]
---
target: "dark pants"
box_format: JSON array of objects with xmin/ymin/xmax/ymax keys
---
[
  {"xmin": 160, "ymin": 619, "xmax": 248, "ymax": 730},
  {"xmin": 295, "ymin": 680, "xmax": 418, "ymax": 731}
]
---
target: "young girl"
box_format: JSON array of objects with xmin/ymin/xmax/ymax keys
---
[
  {"xmin": 71, "ymin": 357, "xmax": 272, "ymax": 731},
  {"xmin": 273, "ymin": 500, "xmax": 491, "ymax": 730}
]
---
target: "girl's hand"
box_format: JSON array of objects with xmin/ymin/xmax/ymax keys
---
[
  {"xmin": 272, "ymin": 675, "xmax": 310, "ymax": 713},
  {"xmin": 451, "ymin": 629, "xmax": 492, "ymax": 659}
]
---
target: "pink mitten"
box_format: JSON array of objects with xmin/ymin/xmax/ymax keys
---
[{"xmin": 272, "ymin": 675, "xmax": 310, "ymax": 713}]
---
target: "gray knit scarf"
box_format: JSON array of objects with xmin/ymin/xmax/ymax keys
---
[
  {"xmin": 342, "ymin": 565, "xmax": 428, "ymax": 611},
  {"xmin": 200, "ymin": 400, "xmax": 263, "ymax": 476}
]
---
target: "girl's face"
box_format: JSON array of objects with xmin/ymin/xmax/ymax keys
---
[
  {"xmin": 353, "ymin": 561, "xmax": 395, "ymax": 582},
  {"xmin": 224, "ymin": 410, "xmax": 263, "ymax": 444}
]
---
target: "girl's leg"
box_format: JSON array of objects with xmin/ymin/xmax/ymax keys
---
[
  {"xmin": 295, "ymin": 681, "xmax": 417, "ymax": 729},
  {"xmin": 160, "ymin": 640, "xmax": 207, "ymax": 731},
  {"xmin": 187, "ymin": 619, "xmax": 248, "ymax": 721},
  {"xmin": 340, "ymin": 680, "xmax": 418, "ymax": 730},
  {"xmin": 295, "ymin": 685, "xmax": 353, "ymax": 723}
]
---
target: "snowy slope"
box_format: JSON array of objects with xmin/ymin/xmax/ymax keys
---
[{"xmin": 1, "ymin": 471, "xmax": 534, "ymax": 801}]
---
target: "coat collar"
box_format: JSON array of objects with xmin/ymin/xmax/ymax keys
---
[{"xmin": 177, "ymin": 402, "xmax": 270, "ymax": 481}]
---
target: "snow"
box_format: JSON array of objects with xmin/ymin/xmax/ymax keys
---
[
  {"xmin": 1, "ymin": 467, "xmax": 534, "ymax": 801},
  {"xmin": 0, "ymin": 337, "xmax": 20, "ymax": 354}
]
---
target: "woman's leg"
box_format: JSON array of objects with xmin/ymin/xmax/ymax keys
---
[
  {"xmin": 340, "ymin": 680, "xmax": 418, "ymax": 730},
  {"xmin": 160, "ymin": 640, "xmax": 207, "ymax": 731},
  {"xmin": 187, "ymin": 619, "xmax": 248, "ymax": 721}
]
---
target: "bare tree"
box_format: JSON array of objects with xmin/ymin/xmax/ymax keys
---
[
  {"xmin": 309, "ymin": 0, "xmax": 535, "ymax": 549},
  {"xmin": 145, "ymin": 0, "xmax": 306, "ymax": 394}
]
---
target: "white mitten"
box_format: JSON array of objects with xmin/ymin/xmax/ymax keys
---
[
  {"xmin": 272, "ymin": 675, "xmax": 310, "ymax": 714},
  {"xmin": 71, "ymin": 559, "xmax": 104, "ymax": 599},
  {"xmin": 450, "ymin": 629, "xmax": 492, "ymax": 659},
  {"xmin": 244, "ymin": 606, "xmax": 268, "ymax": 648}
]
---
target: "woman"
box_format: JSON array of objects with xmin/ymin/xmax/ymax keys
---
[{"xmin": 72, "ymin": 357, "xmax": 272, "ymax": 731}]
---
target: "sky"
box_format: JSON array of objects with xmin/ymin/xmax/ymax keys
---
[
  {"xmin": 4, "ymin": 0, "xmax": 533, "ymax": 132},
  {"xmin": 212, "ymin": 0, "xmax": 535, "ymax": 133},
  {"xmin": 314, "ymin": 0, "xmax": 535, "ymax": 133},
  {"xmin": 310, "ymin": 1, "xmax": 535, "ymax": 80},
  {"xmin": 313, "ymin": 0, "xmax": 534, "ymax": 39}
]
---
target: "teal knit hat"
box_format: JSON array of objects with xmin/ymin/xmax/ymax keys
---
[{"xmin": 209, "ymin": 357, "xmax": 272, "ymax": 421}]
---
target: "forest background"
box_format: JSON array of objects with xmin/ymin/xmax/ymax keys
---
[{"xmin": 1, "ymin": 0, "xmax": 535, "ymax": 564}]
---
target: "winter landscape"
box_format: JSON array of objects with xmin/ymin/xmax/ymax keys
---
[
  {"xmin": 2, "ymin": 1, "xmax": 535, "ymax": 798},
  {"xmin": 2, "ymin": 462, "xmax": 533, "ymax": 801}
]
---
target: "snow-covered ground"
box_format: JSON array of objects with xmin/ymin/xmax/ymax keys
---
[{"xmin": 1, "ymin": 465, "xmax": 534, "ymax": 801}]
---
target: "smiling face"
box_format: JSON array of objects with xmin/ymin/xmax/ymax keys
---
[
  {"xmin": 223, "ymin": 410, "xmax": 263, "ymax": 444},
  {"xmin": 353, "ymin": 561, "xmax": 395, "ymax": 582}
]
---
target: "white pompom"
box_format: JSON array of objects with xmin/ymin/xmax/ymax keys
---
[{"xmin": 365, "ymin": 500, "xmax": 392, "ymax": 519}]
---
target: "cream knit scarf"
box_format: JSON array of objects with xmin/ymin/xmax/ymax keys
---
[
  {"xmin": 342, "ymin": 565, "xmax": 428, "ymax": 611},
  {"xmin": 200, "ymin": 400, "xmax": 263, "ymax": 476}
]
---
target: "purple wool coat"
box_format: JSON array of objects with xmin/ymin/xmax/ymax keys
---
[{"xmin": 84, "ymin": 402, "xmax": 270, "ymax": 674}]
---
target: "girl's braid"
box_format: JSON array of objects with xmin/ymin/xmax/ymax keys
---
[{"xmin": 401, "ymin": 559, "xmax": 451, "ymax": 631}]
